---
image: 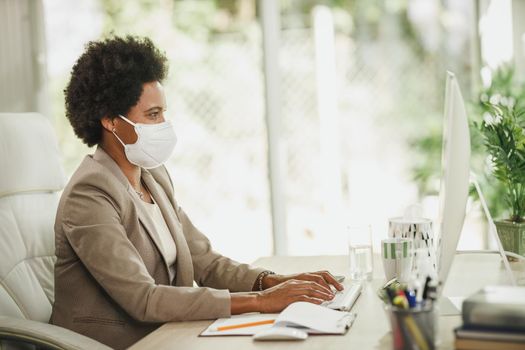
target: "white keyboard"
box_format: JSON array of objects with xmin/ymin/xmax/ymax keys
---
[{"xmin": 322, "ymin": 282, "xmax": 362, "ymax": 311}]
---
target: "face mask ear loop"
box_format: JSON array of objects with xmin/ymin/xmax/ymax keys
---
[
  {"xmin": 119, "ymin": 114, "xmax": 136, "ymax": 126},
  {"xmin": 113, "ymin": 115, "xmax": 137, "ymax": 147},
  {"xmin": 112, "ymin": 128, "xmax": 127, "ymax": 148}
]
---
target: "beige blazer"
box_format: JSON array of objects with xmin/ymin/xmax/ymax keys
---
[{"xmin": 50, "ymin": 147, "xmax": 265, "ymax": 349}]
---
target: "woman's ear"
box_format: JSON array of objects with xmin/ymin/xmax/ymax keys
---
[{"xmin": 100, "ymin": 116, "xmax": 116, "ymax": 132}]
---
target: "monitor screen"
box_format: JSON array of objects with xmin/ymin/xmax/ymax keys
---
[{"xmin": 436, "ymin": 72, "xmax": 471, "ymax": 290}]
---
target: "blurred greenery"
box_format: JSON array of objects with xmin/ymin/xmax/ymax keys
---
[
  {"xmin": 476, "ymin": 102, "xmax": 525, "ymax": 222},
  {"xmin": 282, "ymin": 0, "xmax": 423, "ymax": 45},
  {"xmin": 477, "ymin": 66, "xmax": 525, "ymax": 111}
]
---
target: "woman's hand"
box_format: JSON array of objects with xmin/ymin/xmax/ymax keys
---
[
  {"xmin": 256, "ymin": 279, "xmax": 335, "ymax": 313},
  {"xmin": 262, "ymin": 271, "xmax": 344, "ymax": 292}
]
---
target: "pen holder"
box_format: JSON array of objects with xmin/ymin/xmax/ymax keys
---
[{"xmin": 385, "ymin": 303, "xmax": 437, "ymax": 350}]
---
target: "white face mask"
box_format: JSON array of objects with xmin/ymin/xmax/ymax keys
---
[{"xmin": 112, "ymin": 114, "xmax": 177, "ymax": 169}]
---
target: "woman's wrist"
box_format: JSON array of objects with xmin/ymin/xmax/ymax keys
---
[
  {"xmin": 230, "ymin": 292, "xmax": 262, "ymax": 314},
  {"xmin": 261, "ymin": 273, "xmax": 282, "ymax": 289},
  {"xmin": 253, "ymin": 270, "xmax": 276, "ymax": 291}
]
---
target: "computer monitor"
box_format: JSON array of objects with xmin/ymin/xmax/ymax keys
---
[
  {"xmin": 435, "ymin": 71, "xmax": 471, "ymax": 290},
  {"xmin": 434, "ymin": 73, "xmax": 517, "ymax": 314}
]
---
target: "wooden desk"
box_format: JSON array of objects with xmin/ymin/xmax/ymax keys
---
[{"xmin": 129, "ymin": 253, "xmax": 525, "ymax": 350}]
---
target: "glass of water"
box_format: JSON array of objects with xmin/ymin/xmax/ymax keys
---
[{"xmin": 348, "ymin": 224, "xmax": 373, "ymax": 281}]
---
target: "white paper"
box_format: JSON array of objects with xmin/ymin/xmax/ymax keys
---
[
  {"xmin": 200, "ymin": 313, "xmax": 278, "ymax": 336},
  {"xmin": 200, "ymin": 302, "xmax": 355, "ymax": 337},
  {"xmin": 275, "ymin": 302, "xmax": 354, "ymax": 334}
]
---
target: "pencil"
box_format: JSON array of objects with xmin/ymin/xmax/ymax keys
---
[
  {"xmin": 211, "ymin": 319, "xmax": 275, "ymax": 332},
  {"xmin": 403, "ymin": 315, "xmax": 429, "ymax": 350}
]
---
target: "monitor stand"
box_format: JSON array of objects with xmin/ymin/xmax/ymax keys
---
[{"xmin": 470, "ymin": 173, "xmax": 518, "ymax": 286}]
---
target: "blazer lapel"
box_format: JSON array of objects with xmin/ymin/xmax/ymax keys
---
[
  {"xmin": 128, "ymin": 184, "xmax": 173, "ymax": 282},
  {"xmin": 141, "ymin": 170, "xmax": 194, "ymax": 287},
  {"xmin": 92, "ymin": 147, "xmax": 171, "ymax": 283}
]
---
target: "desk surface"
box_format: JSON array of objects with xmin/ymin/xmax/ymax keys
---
[{"xmin": 129, "ymin": 253, "xmax": 525, "ymax": 350}]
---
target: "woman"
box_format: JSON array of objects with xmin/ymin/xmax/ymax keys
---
[{"xmin": 50, "ymin": 35, "xmax": 343, "ymax": 349}]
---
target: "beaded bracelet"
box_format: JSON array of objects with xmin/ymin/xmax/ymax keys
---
[{"xmin": 256, "ymin": 270, "xmax": 275, "ymax": 291}]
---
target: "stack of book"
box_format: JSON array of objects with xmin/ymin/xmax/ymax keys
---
[{"xmin": 455, "ymin": 286, "xmax": 525, "ymax": 350}]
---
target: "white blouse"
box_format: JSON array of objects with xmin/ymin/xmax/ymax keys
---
[{"xmin": 141, "ymin": 199, "xmax": 177, "ymax": 282}]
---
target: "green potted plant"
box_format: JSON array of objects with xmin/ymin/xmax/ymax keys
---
[{"xmin": 477, "ymin": 103, "xmax": 525, "ymax": 259}]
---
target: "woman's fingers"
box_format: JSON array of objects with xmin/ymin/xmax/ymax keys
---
[
  {"xmin": 296, "ymin": 295, "xmax": 324, "ymax": 304},
  {"xmin": 289, "ymin": 277, "xmax": 333, "ymax": 294},
  {"xmin": 258, "ymin": 277, "xmax": 339, "ymax": 312},
  {"xmin": 300, "ymin": 287, "xmax": 334, "ymax": 301},
  {"xmin": 287, "ymin": 271, "xmax": 345, "ymax": 291},
  {"xmin": 304, "ymin": 273, "xmax": 332, "ymax": 291},
  {"xmin": 288, "ymin": 279, "xmax": 331, "ymax": 293},
  {"xmin": 286, "ymin": 280, "xmax": 334, "ymax": 300},
  {"xmin": 317, "ymin": 270, "xmax": 344, "ymax": 291}
]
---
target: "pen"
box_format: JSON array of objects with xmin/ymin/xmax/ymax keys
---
[
  {"xmin": 426, "ymin": 280, "xmax": 439, "ymax": 302},
  {"xmin": 404, "ymin": 289, "xmax": 417, "ymax": 308},
  {"xmin": 403, "ymin": 315, "xmax": 430, "ymax": 350},
  {"xmin": 211, "ymin": 319, "xmax": 275, "ymax": 332},
  {"xmin": 422, "ymin": 276, "xmax": 431, "ymax": 300},
  {"xmin": 411, "ymin": 278, "xmax": 422, "ymax": 303}
]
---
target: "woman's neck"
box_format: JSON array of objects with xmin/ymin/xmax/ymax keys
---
[{"xmin": 99, "ymin": 141, "xmax": 141, "ymax": 191}]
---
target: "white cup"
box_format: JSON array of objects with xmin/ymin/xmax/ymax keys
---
[
  {"xmin": 381, "ymin": 238, "xmax": 413, "ymax": 283},
  {"xmin": 388, "ymin": 216, "xmax": 437, "ymax": 280}
]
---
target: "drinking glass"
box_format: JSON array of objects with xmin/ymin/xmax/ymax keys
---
[{"xmin": 347, "ymin": 225, "xmax": 373, "ymax": 281}]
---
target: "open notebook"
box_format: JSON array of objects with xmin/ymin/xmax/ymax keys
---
[{"xmin": 200, "ymin": 302, "xmax": 356, "ymax": 336}]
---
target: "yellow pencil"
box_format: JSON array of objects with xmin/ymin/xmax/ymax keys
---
[
  {"xmin": 211, "ymin": 319, "xmax": 275, "ymax": 332},
  {"xmin": 403, "ymin": 315, "xmax": 429, "ymax": 350}
]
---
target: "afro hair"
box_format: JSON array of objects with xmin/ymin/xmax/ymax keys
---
[{"xmin": 64, "ymin": 35, "xmax": 169, "ymax": 146}]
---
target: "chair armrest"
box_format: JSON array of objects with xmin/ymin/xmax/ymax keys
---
[{"xmin": 0, "ymin": 316, "xmax": 112, "ymax": 350}]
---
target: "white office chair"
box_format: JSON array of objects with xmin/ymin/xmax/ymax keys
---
[{"xmin": 0, "ymin": 113, "xmax": 110, "ymax": 350}]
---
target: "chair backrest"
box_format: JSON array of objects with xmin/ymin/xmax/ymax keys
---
[{"xmin": 0, "ymin": 113, "xmax": 65, "ymax": 323}]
